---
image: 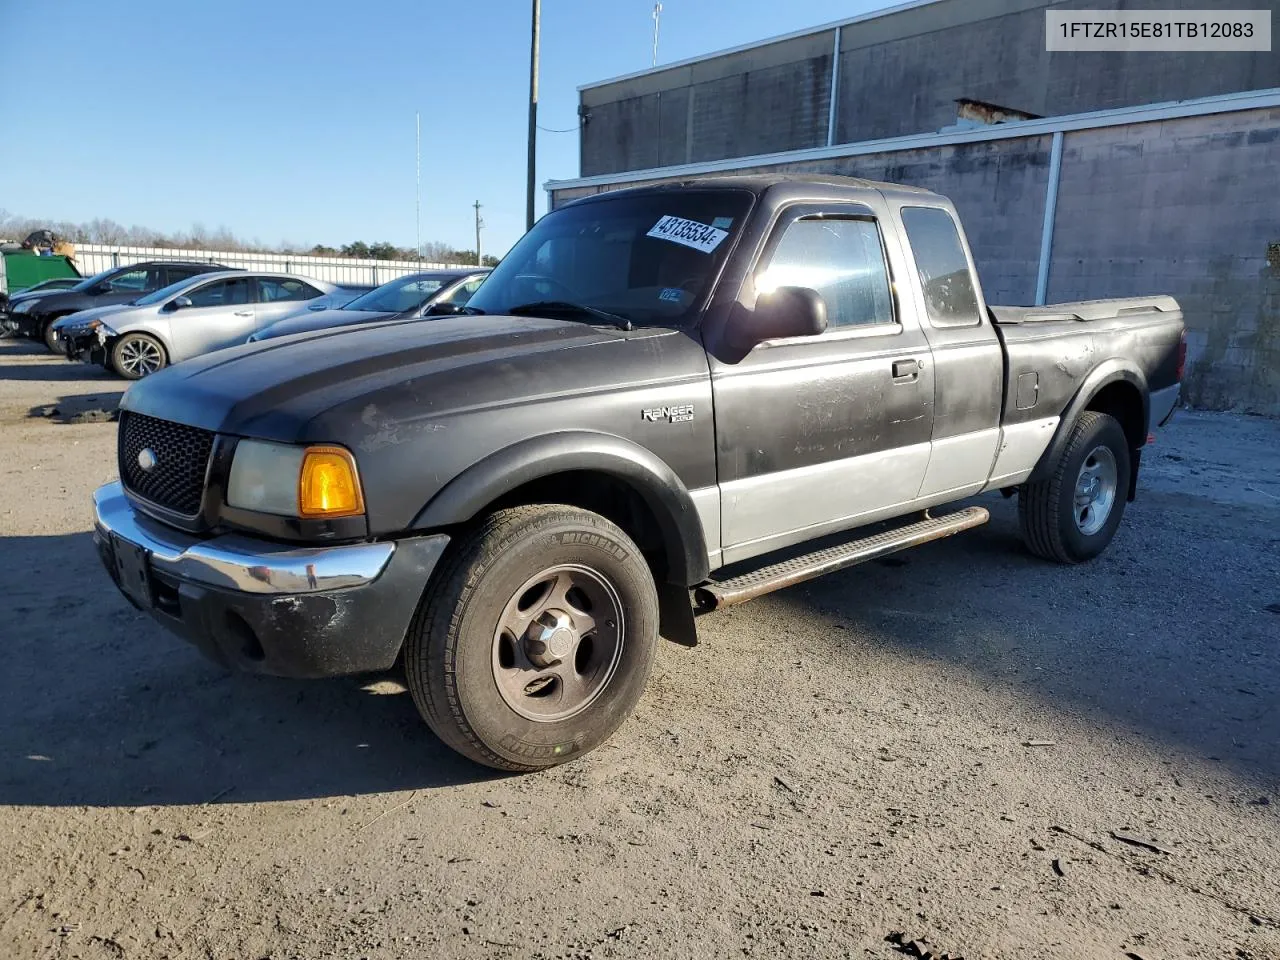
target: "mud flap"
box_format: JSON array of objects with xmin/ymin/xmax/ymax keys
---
[
  {"xmin": 1128, "ymin": 447, "xmax": 1141, "ymax": 501},
  {"xmin": 657, "ymin": 580, "xmax": 697, "ymax": 647}
]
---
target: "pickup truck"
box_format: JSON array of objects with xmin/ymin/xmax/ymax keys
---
[{"xmin": 91, "ymin": 175, "xmax": 1186, "ymax": 771}]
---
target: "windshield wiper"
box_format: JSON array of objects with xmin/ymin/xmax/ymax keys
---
[{"xmin": 507, "ymin": 300, "xmax": 632, "ymax": 331}]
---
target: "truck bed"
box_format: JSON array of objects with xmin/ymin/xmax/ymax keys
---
[
  {"xmin": 988, "ymin": 295, "xmax": 1185, "ymax": 436},
  {"xmin": 989, "ymin": 295, "xmax": 1180, "ymax": 325}
]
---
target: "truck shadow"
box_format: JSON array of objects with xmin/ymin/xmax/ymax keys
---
[
  {"xmin": 0, "ymin": 532, "xmax": 501, "ymax": 808},
  {"xmin": 4, "ymin": 486, "xmax": 1276, "ymax": 807},
  {"xmin": 766, "ymin": 492, "xmax": 1280, "ymax": 787}
]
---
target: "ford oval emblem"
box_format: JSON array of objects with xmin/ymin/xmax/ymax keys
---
[{"xmin": 137, "ymin": 448, "xmax": 158, "ymax": 472}]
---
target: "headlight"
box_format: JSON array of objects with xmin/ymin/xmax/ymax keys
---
[
  {"xmin": 226, "ymin": 440, "xmax": 365, "ymax": 518},
  {"xmin": 12, "ymin": 299, "xmax": 37, "ymax": 314}
]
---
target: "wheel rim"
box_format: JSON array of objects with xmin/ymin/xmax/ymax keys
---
[
  {"xmin": 118, "ymin": 338, "xmax": 163, "ymax": 376},
  {"xmin": 491, "ymin": 563, "xmax": 625, "ymax": 722},
  {"xmin": 1073, "ymin": 445, "xmax": 1118, "ymax": 536}
]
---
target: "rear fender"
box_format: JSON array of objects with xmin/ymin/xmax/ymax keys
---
[{"xmin": 1027, "ymin": 360, "xmax": 1149, "ymax": 488}]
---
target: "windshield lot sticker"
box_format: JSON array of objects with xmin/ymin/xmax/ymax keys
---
[
  {"xmin": 647, "ymin": 216, "xmax": 728, "ymax": 254},
  {"xmin": 710, "ymin": 217, "xmax": 734, "ymax": 230},
  {"xmin": 659, "ymin": 287, "xmax": 683, "ymax": 302}
]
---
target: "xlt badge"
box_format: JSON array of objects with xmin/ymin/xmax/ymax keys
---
[{"xmin": 641, "ymin": 404, "xmax": 694, "ymax": 424}]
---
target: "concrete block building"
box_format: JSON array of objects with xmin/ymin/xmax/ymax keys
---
[{"xmin": 548, "ymin": 0, "xmax": 1280, "ymax": 414}]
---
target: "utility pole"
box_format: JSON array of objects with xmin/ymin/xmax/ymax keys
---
[
  {"xmin": 526, "ymin": 0, "xmax": 540, "ymax": 231},
  {"xmin": 415, "ymin": 111, "xmax": 421, "ymax": 263},
  {"xmin": 652, "ymin": 2, "xmax": 662, "ymax": 67},
  {"xmin": 473, "ymin": 201, "xmax": 484, "ymax": 266}
]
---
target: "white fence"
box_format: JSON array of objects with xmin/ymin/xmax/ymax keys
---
[{"xmin": 71, "ymin": 243, "xmax": 472, "ymax": 287}]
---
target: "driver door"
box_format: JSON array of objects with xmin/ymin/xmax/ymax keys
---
[
  {"xmin": 712, "ymin": 199, "xmax": 935, "ymax": 564},
  {"xmin": 166, "ymin": 276, "xmax": 255, "ymax": 361}
]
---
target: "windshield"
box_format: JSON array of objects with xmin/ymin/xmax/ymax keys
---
[
  {"xmin": 68, "ymin": 267, "xmax": 120, "ymax": 292},
  {"xmin": 465, "ymin": 190, "xmax": 752, "ymax": 328},
  {"xmin": 343, "ymin": 274, "xmax": 447, "ymax": 313},
  {"xmin": 134, "ymin": 276, "xmax": 199, "ymax": 306}
]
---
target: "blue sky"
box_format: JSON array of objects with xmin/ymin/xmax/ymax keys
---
[{"xmin": 1, "ymin": 0, "xmax": 893, "ymax": 257}]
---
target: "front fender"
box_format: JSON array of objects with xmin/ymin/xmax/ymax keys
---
[
  {"xmin": 410, "ymin": 430, "xmax": 710, "ymax": 586},
  {"xmin": 1027, "ymin": 359, "xmax": 1149, "ymax": 484}
]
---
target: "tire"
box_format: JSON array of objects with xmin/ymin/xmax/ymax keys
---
[
  {"xmin": 404, "ymin": 504, "xmax": 659, "ymax": 771},
  {"xmin": 1018, "ymin": 410, "xmax": 1131, "ymax": 563},
  {"xmin": 42, "ymin": 319, "xmax": 62, "ymax": 353},
  {"xmin": 110, "ymin": 333, "xmax": 168, "ymax": 380}
]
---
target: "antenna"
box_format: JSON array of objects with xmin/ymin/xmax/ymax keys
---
[
  {"xmin": 415, "ymin": 111, "xmax": 421, "ymax": 263},
  {"xmin": 652, "ymin": 2, "xmax": 662, "ymax": 67}
]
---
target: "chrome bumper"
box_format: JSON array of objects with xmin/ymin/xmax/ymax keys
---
[{"xmin": 92, "ymin": 481, "xmax": 394, "ymax": 595}]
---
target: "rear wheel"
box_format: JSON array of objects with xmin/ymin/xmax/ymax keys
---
[
  {"xmin": 1018, "ymin": 410, "xmax": 1131, "ymax": 563},
  {"xmin": 404, "ymin": 504, "xmax": 659, "ymax": 771},
  {"xmin": 110, "ymin": 333, "xmax": 167, "ymax": 379}
]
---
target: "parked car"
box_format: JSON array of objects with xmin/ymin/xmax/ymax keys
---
[
  {"xmin": 56, "ymin": 270, "xmax": 340, "ymax": 379},
  {"xmin": 12, "ymin": 276, "xmax": 83, "ymax": 295},
  {"xmin": 91, "ymin": 175, "xmax": 1185, "ymax": 771},
  {"xmin": 299, "ymin": 285, "xmax": 375, "ymax": 313},
  {"xmin": 248, "ymin": 270, "xmax": 489, "ymax": 342},
  {"xmin": 8, "ymin": 260, "xmax": 227, "ymax": 350}
]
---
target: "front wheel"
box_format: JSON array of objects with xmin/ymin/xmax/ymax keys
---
[
  {"xmin": 1018, "ymin": 410, "xmax": 1131, "ymax": 563},
  {"xmin": 110, "ymin": 333, "xmax": 168, "ymax": 379},
  {"xmin": 42, "ymin": 319, "xmax": 63, "ymax": 352},
  {"xmin": 404, "ymin": 504, "xmax": 659, "ymax": 771}
]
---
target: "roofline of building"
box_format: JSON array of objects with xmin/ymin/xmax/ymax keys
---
[
  {"xmin": 546, "ymin": 86, "xmax": 1280, "ymax": 192},
  {"xmin": 577, "ymin": 0, "xmax": 947, "ymax": 92}
]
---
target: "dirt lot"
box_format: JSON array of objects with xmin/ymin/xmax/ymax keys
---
[{"xmin": 1, "ymin": 337, "xmax": 1277, "ymax": 960}]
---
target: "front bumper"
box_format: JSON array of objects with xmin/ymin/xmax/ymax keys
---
[
  {"xmin": 61, "ymin": 328, "xmax": 106, "ymax": 364},
  {"xmin": 7, "ymin": 312, "xmax": 40, "ymax": 338},
  {"xmin": 92, "ymin": 481, "xmax": 449, "ymax": 678}
]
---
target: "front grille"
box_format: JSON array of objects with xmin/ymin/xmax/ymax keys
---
[{"xmin": 119, "ymin": 412, "xmax": 215, "ymax": 517}]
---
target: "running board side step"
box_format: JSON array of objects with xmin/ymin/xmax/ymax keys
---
[{"xmin": 693, "ymin": 506, "xmax": 989, "ymax": 611}]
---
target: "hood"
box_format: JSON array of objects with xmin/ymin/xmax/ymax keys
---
[
  {"xmin": 253, "ymin": 308, "xmax": 397, "ymax": 341},
  {"xmin": 51, "ymin": 302, "xmax": 137, "ymax": 331},
  {"xmin": 121, "ymin": 314, "xmax": 646, "ymax": 440},
  {"xmin": 8, "ymin": 287, "xmax": 63, "ymax": 305}
]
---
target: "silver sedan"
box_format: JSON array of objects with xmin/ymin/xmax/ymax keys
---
[{"xmin": 53, "ymin": 271, "xmax": 342, "ymax": 379}]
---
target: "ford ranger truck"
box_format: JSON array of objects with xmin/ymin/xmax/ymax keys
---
[{"xmin": 91, "ymin": 176, "xmax": 1186, "ymax": 771}]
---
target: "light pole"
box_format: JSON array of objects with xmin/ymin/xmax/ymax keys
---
[
  {"xmin": 474, "ymin": 201, "xmax": 484, "ymax": 266},
  {"xmin": 526, "ymin": 0, "xmax": 541, "ymax": 231}
]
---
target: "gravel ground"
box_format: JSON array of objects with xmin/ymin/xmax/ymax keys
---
[{"xmin": 1, "ymin": 338, "xmax": 1277, "ymax": 960}]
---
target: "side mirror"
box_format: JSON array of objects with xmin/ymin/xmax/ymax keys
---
[
  {"xmin": 729, "ymin": 286, "xmax": 827, "ymax": 352},
  {"xmin": 424, "ymin": 302, "xmax": 462, "ymax": 316},
  {"xmin": 167, "ymin": 295, "xmax": 193, "ymax": 311}
]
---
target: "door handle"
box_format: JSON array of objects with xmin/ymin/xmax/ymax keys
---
[
  {"xmin": 892, "ymin": 358, "xmax": 920, "ymax": 382},
  {"xmin": 233, "ymin": 310, "xmax": 254, "ymax": 317}
]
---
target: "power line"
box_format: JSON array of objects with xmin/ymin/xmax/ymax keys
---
[{"xmin": 536, "ymin": 121, "xmax": 581, "ymax": 133}]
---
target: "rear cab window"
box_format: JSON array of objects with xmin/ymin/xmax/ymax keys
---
[{"xmin": 899, "ymin": 206, "xmax": 982, "ymax": 328}]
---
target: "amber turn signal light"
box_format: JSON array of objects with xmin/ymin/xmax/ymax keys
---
[{"xmin": 298, "ymin": 445, "xmax": 365, "ymax": 518}]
